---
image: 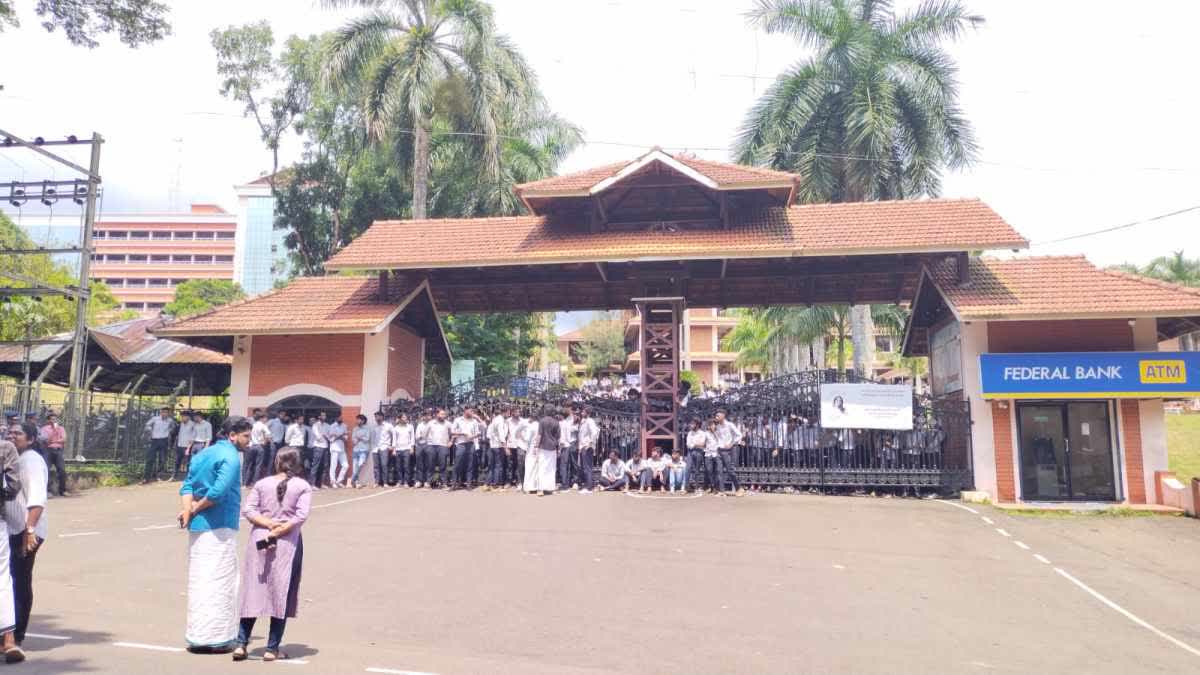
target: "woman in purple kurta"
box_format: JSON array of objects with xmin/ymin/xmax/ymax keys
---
[{"xmin": 232, "ymin": 448, "xmax": 311, "ymax": 662}]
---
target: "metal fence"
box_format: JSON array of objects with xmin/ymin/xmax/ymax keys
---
[{"xmin": 378, "ymin": 370, "xmax": 973, "ymax": 494}]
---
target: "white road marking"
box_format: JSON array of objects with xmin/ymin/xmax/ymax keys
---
[
  {"xmin": 113, "ymin": 642, "xmax": 185, "ymax": 653},
  {"xmin": 313, "ymin": 488, "xmax": 400, "ymax": 510},
  {"xmin": 936, "ymin": 500, "xmax": 979, "ymax": 514},
  {"xmin": 623, "ymin": 491, "xmax": 704, "ymax": 500},
  {"xmin": 832, "ymin": 564, "xmax": 846, "ymax": 570},
  {"xmin": 981, "ymin": 516, "xmax": 995, "ymax": 525},
  {"xmin": 1014, "ymin": 541, "xmax": 1030, "ymax": 550},
  {"xmin": 995, "ymin": 528, "xmax": 1011, "ymax": 538},
  {"xmin": 58, "ymin": 531, "xmax": 101, "ymax": 538},
  {"xmin": 1033, "ymin": 554, "xmax": 1051, "ymax": 565},
  {"xmin": 366, "ymin": 668, "xmax": 439, "ymax": 675},
  {"xmin": 25, "ymin": 632, "xmax": 70, "ymax": 640},
  {"xmin": 1053, "ymin": 567, "xmax": 1200, "ymax": 658},
  {"xmin": 132, "ymin": 524, "xmax": 178, "ymax": 531}
]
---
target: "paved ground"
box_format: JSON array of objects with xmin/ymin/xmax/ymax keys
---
[{"xmin": 15, "ymin": 483, "xmax": 1200, "ymax": 674}]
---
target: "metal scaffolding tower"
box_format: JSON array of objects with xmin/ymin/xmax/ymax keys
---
[{"xmin": 1, "ymin": 129, "xmax": 103, "ymax": 458}]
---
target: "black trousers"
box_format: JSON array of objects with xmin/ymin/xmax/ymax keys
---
[
  {"xmin": 489, "ymin": 447, "xmax": 507, "ymax": 486},
  {"xmin": 9, "ymin": 534, "xmax": 38, "ymax": 644},
  {"xmin": 261, "ymin": 442, "xmax": 278, "ymax": 482},
  {"xmin": 244, "ymin": 446, "xmax": 264, "ymax": 487},
  {"xmin": 308, "ymin": 447, "xmax": 329, "ymax": 487},
  {"xmin": 453, "ymin": 443, "xmax": 475, "ymax": 487},
  {"xmin": 391, "ymin": 451, "xmax": 412, "ymax": 486},
  {"xmin": 46, "ymin": 448, "xmax": 68, "ymax": 495},
  {"xmin": 144, "ymin": 438, "xmax": 168, "ymax": 481},
  {"xmin": 428, "ymin": 445, "xmax": 449, "ymax": 486},
  {"xmin": 373, "ymin": 451, "xmax": 389, "ymax": 486},
  {"xmin": 577, "ymin": 447, "xmax": 595, "ymax": 489},
  {"xmin": 509, "ymin": 450, "xmax": 525, "ymax": 486},
  {"xmin": 718, "ymin": 450, "xmax": 740, "ymax": 490}
]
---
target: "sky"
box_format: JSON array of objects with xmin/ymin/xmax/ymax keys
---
[{"xmin": 3, "ymin": 0, "xmax": 1199, "ymax": 334}]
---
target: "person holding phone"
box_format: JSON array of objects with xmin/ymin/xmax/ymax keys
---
[
  {"xmin": 232, "ymin": 448, "xmax": 311, "ymax": 662},
  {"xmin": 178, "ymin": 416, "xmax": 247, "ymax": 654}
]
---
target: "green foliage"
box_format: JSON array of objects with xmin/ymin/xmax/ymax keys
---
[
  {"xmin": 737, "ymin": 0, "xmax": 982, "ymax": 202},
  {"xmin": 1167, "ymin": 414, "xmax": 1200, "ymax": 486},
  {"xmin": 162, "ymin": 280, "xmax": 246, "ymax": 319},
  {"xmin": 576, "ymin": 316, "xmax": 627, "ymax": 377},
  {"xmin": 441, "ymin": 313, "xmax": 539, "ymax": 378},
  {"xmin": 1112, "ymin": 251, "xmax": 1200, "ymax": 287},
  {"xmin": 0, "ymin": 212, "xmax": 119, "ymax": 341},
  {"xmin": 0, "ymin": 0, "xmax": 170, "ymax": 47},
  {"xmin": 723, "ymin": 304, "xmax": 907, "ymax": 376},
  {"xmin": 679, "ymin": 369, "xmax": 702, "ymax": 393},
  {"xmin": 721, "ymin": 309, "xmax": 772, "ymax": 371}
]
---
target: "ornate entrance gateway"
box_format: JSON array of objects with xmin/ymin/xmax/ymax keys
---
[{"xmin": 330, "ymin": 148, "xmax": 1024, "ymax": 485}]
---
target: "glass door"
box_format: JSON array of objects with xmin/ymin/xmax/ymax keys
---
[
  {"xmin": 1017, "ymin": 405, "xmax": 1068, "ymax": 500},
  {"xmin": 1064, "ymin": 402, "xmax": 1116, "ymax": 501},
  {"xmin": 1017, "ymin": 402, "xmax": 1117, "ymax": 501}
]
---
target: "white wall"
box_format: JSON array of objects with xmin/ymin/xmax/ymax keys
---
[
  {"xmin": 959, "ymin": 321, "xmax": 998, "ymax": 500},
  {"xmin": 361, "ymin": 327, "xmax": 391, "ymax": 418},
  {"xmin": 1132, "ymin": 317, "xmax": 1169, "ymax": 501}
]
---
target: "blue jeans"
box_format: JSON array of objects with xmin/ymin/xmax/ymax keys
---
[
  {"xmin": 669, "ymin": 466, "xmax": 686, "ymax": 490},
  {"xmin": 238, "ymin": 616, "xmax": 286, "ymax": 652},
  {"xmin": 351, "ymin": 451, "xmax": 368, "ymax": 485}
]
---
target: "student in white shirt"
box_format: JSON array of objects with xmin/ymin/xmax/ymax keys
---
[
  {"xmin": 575, "ymin": 407, "xmax": 599, "ymax": 493},
  {"xmin": 506, "ymin": 411, "xmax": 526, "ymax": 489},
  {"xmin": 143, "ymin": 406, "xmax": 176, "ymax": 483},
  {"xmin": 451, "ymin": 409, "xmax": 479, "ymax": 490},
  {"xmin": 713, "ymin": 410, "xmax": 744, "ymax": 495},
  {"xmin": 414, "ymin": 411, "xmax": 431, "ymax": 488},
  {"xmin": 557, "ymin": 409, "xmax": 577, "ymax": 490},
  {"xmin": 327, "ymin": 414, "xmax": 349, "ymax": 488},
  {"xmin": 190, "ymin": 412, "xmax": 213, "ymax": 454},
  {"xmin": 371, "ymin": 412, "xmax": 392, "ymax": 488},
  {"xmin": 247, "ymin": 411, "xmax": 272, "ymax": 486},
  {"xmin": 350, "ymin": 414, "xmax": 371, "ymax": 488},
  {"xmin": 308, "ymin": 412, "xmax": 329, "ymax": 488},
  {"xmin": 703, "ymin": 420, "xmax": 723, "ymax": 494},
  {"xmin": 424, "ymin": 409, "xmax": 452, "ymax": 489},
  {"xmin": 642, "ymin": 448, "xmax": 669, "ymax": 492},
  {"xmin": 173, "ymin": 413, "xmax": 195, "ymax": 480},
  {"xmin": 485, "ymin": 407, "xmax": 510, "ymax": 490},
  {"xmin": 685, "ymin": 419, "xmax": 708, "ymax": 493},
  {"xmin": 598, "ymin": 450, "xmax": 628, "ymax": 491},
  {"xmin": 668, "ymin": 448, "xmax": 687, "ymax": 493},
  {"xmin": 391, "ymin": 413, "xmax": 415, "ymax": 487}
]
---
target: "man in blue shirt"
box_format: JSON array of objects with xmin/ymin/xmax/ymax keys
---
[{"xmin": 178, "ymin": 416, "xmax": 248, "ymax": 654}]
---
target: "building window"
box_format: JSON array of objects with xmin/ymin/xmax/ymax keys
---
[
  {"xmin": 127, "ymin": 255, "xmax": 146, "ymax": 263},
  {"xmin": 126, "ymin": 278, "xmax": 147, "ymax": 287},
  {"xmin": 215, "ymin": 255, "xmax": 233, "ymax": 263},
  {"xmin": 93, "ymin": 231, "xmax": 106, "ymax": 239},
  {"xmin": 151, "ymin": 254, "xmax": 170, "ymax": 264},
  {"xmin": 152, "ymin": 231, "xmax": 172, "ymax": 240},
  {"xmin": 106, "ymin": 230, "xmax": 127, "ymax": 239},
  {"xmin": 874, "ymin": 336, "xmax": 896, "ymax": 353},
  {"xmin": 146, "ymin": 302, "xmax": 165, "ymax": 310},
  {"xmin": 104, "ymin": 278, "xmax": 124, "ymax": 286},
  {"xmin": 173, "ymin": 231, "xmax": 194, "ymax": 240},
  {"xmin": 106, "ymin": 254, "xmax": 126, "ymax": 263},
  {"xmin": 193, "ymin": 255, "xmax": 213, "ymax": 264},
  {"xmin": 148, "ymin": 278, "xmax": 168, "ymax": 287},
  {"xmin": 129, "ymin": 231, "xmax": 150, "ymax": 240},
  {"xmin": 195, "ymin": 231, "xmax": 215, "ymax": 240},
  {"xmin": 216, "ymin": 231, "xmax": 235, "ymax": 240},
  {"xmin": 169, "ymin": 279, "xmax": 183, "ymax": 286}
]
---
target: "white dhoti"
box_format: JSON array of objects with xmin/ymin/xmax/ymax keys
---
[
  {"xmin": 0, "ymin": 523, "xmax": 15, "ymax": 634},
  {"xmin": 186, "ymin": 528, "xmax": 239, "ymax": 649},
  {"xmin": 532, "ymin": 449, "xmax": 557, "ymax": 492},
  {"xmin": 522, "ymin": 450, "xmax": 537, "ymax": 493}
]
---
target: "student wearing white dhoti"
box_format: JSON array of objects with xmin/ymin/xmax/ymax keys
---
[
  {"xmin": 0, "ymin": 438, "xmax": 23, "ymax": 663},
  {"xmin": 178, "ymin": 416, "xmax": 248, "ymax": 653},
  {"xmin": 529, "ymin": 406, "xmax": 560, "ymax": 495}
]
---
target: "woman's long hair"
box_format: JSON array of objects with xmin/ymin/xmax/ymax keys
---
[{"xmin": 273, "ymin": 447, "xmax": 302, "ymax": 503}]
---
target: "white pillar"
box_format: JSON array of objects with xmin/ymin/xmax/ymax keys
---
[
  {"xmin": 959, "ymin": 321, "xmax": 998, "ymax": 500},
  {"xmin": 362, "ymin": 328, "xmax": 390, "ymax": 416},
  {"xmin": 230, "ymin": 335, "xmax": 252, "ymax": 416}
]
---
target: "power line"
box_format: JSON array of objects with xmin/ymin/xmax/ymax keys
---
[{"xmin": 1031, "ymin": 204, "xmax": 1200, "ymax": 246}]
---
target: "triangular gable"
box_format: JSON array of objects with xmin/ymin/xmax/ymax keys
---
[{"xmin": 589, "ymin": 149, "xmax": 720, "ymax": 195}]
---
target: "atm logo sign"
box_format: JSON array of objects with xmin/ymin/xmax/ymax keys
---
[{"xmin": 1139, "ymin": 360, "xmax": 1187, "ymax": 384}]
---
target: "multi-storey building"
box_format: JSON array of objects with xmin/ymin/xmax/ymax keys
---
[
  {"xmin": 233, "ymin": 175, "xmax": 290, "ymax": 296},
  {"xmin": 89, "ymin": 204, "xmax": 237, "ymax": 313},
  {"xmin": 556, "ymin": 308, "xmax": 753, "ymax": 387}
]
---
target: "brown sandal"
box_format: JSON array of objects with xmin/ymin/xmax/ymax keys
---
[{"xmin": 5, "ymin": 646, "xmax": 25, "ymax": 664}]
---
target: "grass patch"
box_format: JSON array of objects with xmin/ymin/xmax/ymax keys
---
[
  {"xmin": 69, "ymin": 463, "xmax": 140, "ymax": 488},
  {"xmin": 1166, "ymin": 413, "xmax": 1200, "ymax": 485}
]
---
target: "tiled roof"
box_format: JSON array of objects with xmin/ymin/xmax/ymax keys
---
[
  {"xmin": 514, "ymin": 149, "xmax": 796, "ymax": 194},
  {"xmin": 326, "ymin": 198, "xmax": 1025, "ymax": 270},
  {"xmin": 153, "ymin": 276, "xmax": 423, "ymax": 336},
  {"xmin": 929, "ymin": 256, "xmax": 1200, "ymax": 319},
  {"xmin": 557, "ymin": 329, "xmax": 585, "ymax": 341}
]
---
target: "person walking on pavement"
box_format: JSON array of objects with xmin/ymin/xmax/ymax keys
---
[
  {"xmin": 37, "ymin": 413, "xmax": 68, "ymax": 496},
  {"xmin": 144, "ymin": 407, "xmax": 176, "ymax": 483}
]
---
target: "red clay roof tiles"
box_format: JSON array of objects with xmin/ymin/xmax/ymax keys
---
[
  {"xmin": 325, "ymin": 198, "xmax": 1026, "ymax": 270},
  {"xmin": 154, "ymin": 276, "xmax": 419, "ymax": 336},
  {"xmin": 513, "ymin": 150, "xmax": 796, "ymax": 194},
  {"xmin": 930, "ymin": 256, "xmax": 1200, "ymax": 319}
]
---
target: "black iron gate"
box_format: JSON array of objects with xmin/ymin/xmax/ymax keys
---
[{"xmin": 378, "ymin": 370, "xmax": 972, "ymax": 493}]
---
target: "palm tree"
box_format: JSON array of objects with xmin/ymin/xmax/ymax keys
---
[
  {"xmin": 1112, "ymin": 251, "xmax": 1200, "ymax": 350},
  {"xmin": 324, "ymin": 0, "xmax": 537, "ymax": 220},
  {"xmin": 737, "ymin": 0, "xmax": 982, "ymax": 377}
]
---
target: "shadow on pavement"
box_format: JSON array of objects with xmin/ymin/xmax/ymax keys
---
[{"xmin": 25, "ymin": 613, "xmax": 114, "ymax": 653}]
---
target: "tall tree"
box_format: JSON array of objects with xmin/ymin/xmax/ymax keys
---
[
  {"xmin": 738, "ymin": 0, "xmax": 982, "ymax": 377},
  {"xmin": 1111, "ymin": 250, "xmax": 1200, "ymax": 350},
  {"xmin": 0, "ymin": 0, "xmax": 170, "ymax": 47},
  {"xmin": 441, "ymin": 313, "xmax": 539, "ymax": 378},
  {"xmin": 577, "ymin": 315, "xmax": 627, "ymax": 378},
  {"xmin": 323, "ymin": 0, "xmax": 537, "ymax": 219},
  {"xmin": 162, "ymin": 280, "xmax": 246, "ymax": 319}
]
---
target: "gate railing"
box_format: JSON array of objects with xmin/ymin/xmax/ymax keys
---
[{"xmin": 378, "ymin": 370, "xmax": 972, "ymax": 493}]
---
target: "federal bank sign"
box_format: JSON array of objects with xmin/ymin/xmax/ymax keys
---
[{"xmin": 979, "ymin": 352, "xmax": 1200, "ymax": 399}]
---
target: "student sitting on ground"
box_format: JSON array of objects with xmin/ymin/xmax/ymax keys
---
[
  {"xmin": 641, "ymin": 448, "xmax": 669, "ymax": 492},
  {"xmin": 598, "ymin": 451, "xmax": 627, "ymax": 491},
  {"xmin": 624, "ymin": 452, "xmax": 645, "ymax": 490},
  {"xmin": 668, "ymin": 449, "xmax": 687, "ymax": 493}
]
